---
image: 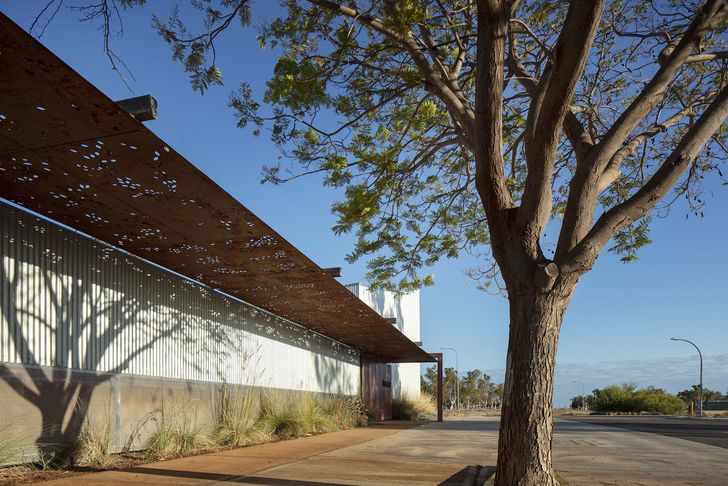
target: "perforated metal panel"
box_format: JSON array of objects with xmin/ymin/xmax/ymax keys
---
[{"xmin": 0, "ymin": 14, "xmax": 433, "ymax": 363}]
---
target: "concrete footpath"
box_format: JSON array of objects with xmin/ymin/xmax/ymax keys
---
[
  {"xmin": 36, "ymin": 417, "xmax": 728, "ymax": 485},
  {"xmin": 36, "ymin": 422, "xmax": 474, "ymax": 486}
]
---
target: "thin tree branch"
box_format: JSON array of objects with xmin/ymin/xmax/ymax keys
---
[
  {"xmin": 555, "ymin": 0, "xmax": 728, "ymax": 261},
  {"xmin": 561, "ymin": 84, "xmax": 728, "ymax": 274}
]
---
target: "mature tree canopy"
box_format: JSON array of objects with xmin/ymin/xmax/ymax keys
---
[
  {"xmin": 142, "ymin": 0, "xmax": 727, "ymax": 292},
  {"xmin": 36, "ymin": 0, "xmax": 727, "ymax": 292}
]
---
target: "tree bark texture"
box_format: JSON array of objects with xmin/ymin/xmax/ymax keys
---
[{"xmin": 494, "ymin": 285, "xmax": 574, "ymax": 486}]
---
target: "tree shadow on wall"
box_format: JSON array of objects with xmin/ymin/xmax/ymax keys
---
[
  {"xmin": 313, "ymin": 352, "xmax": 358, "ymax": 396},
  {"xmin": 0, "ymin": 255, "xmax": 206, "ymax": 464}
]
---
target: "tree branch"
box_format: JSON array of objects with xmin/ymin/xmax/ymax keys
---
[
  {"xmin": 596, "ymin": 89, "xmax": 719, "ymax": 192},
  {"xmin": 474, "ymin": 0, "xmax": 513, "ymax": 213},
  {"xmin": 555, "ymin": 0, "xmax": 728, "ymax": 261},
  {"xmin": 561, "ymin": 83, "xmax": 728, "ymax": 274},
  {"xmin": 517, "ymin": 0, "xmax": 605, "ymax": 255},
  {"xmin": 308, "ymin": 0, "xmax": 475, "ymax": 137}
]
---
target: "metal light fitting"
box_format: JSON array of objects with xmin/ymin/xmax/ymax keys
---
[{"xmin": 114, "ymin": 95, "xmax": 158, "ymax": 122}]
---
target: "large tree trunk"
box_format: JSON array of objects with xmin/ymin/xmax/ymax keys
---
[{"xmin": 494, "ymin": 285, "xmax": 574, "ymax": 486}]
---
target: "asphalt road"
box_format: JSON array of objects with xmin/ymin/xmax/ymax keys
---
[{"xmin": 564, "ymin": 415, "xmax": 728, "ymax": 449}]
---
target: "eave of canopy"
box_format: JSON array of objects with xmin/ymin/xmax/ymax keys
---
[{"xmin": 0, "ymin": 13, "xmax": 434, "ymax": 364}]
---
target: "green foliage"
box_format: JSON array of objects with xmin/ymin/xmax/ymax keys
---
[
  {"xmin": 591, "ymin": 383, "xmax": 685, "ymax": 415},
  {"xmin": 593, "ymin": 383, "xmax": 638, "ymax": 412},
  {"xmin": 609, "ymin": 218, "xmax": 652, "ymax": 263},
  {"xmin": 676, "ymin": 385, "xmax": 726, "ymax": 406},
  {"xmin": 226, "ymin": 0, "xmax": 726, "ymax": 290},
  {"xmin": 152, "ymin": 2, "xmax": 251, "ymax": 94},
  {"xmin": 570, "ymin": 394, "xmax": 595, "ymax": 410},
  {"xmin": 421, "ymin": 366, "xmax": 503, "ymax": 408}
]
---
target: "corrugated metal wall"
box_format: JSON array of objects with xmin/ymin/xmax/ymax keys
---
[{"xmin": 0, "ymin": 201, "xmax": 360, "ymax": 394}]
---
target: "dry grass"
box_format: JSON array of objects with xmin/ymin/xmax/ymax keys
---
[
  {"xmin": 444, "ymin": 408, "xmax": 501, "ymax": 417},
  {"xmin": 213, "ymin": 386, "xmax": 271, "ymax": 447},
  {"xmin": 321, "ymin": 396, "xmax": 369, "ymax": 429},
  {"xmin": 0, "ymin": 441, "xmax": 16, "ymax": 468},
  {"xmin": 1, "ymin": 390, "xmax": 370, "ymax": 485},
  {"xmin": 144, "ymin": 401, "xmax": 215, "ymax": 460},
  {"xmin": 257, "ymin": 391, "xmax": 367, "ymax": 438},
  {"xmin": 703, "ymin": 411, "xmax": 728, "ymax": 418},
  {"xmin": 392, "ymin": 393, "xmax": 436, "ymax": 421},
  {"xmin": 258, "ymin": 392, "xmax": 308, "ymax": 438},
  {"xmin": 73, "ymin": 414, "xmax": 116, "ymax": 468}
]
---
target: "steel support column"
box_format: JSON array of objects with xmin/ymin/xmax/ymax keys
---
[{"xmin": 429, "ymin": 352, "xmax": 444, "ymax": 422}]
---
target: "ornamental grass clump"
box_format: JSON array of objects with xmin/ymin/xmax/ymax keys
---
[
  {"xmin": 298, "ymin": 394, "xmax": 338, "ymax": 434},
  {"xmin": 73, "ymin": 414, "xmax": 115, "ymax": 467},
  {"xmin": 258, "ymin": 392, "xmax": 307, "ymax": 438},
  {"xmin": 0, "ymin": 435, "xmax": 19, "ymax": 467},
  {"xmin": 145, "ymin": 401, "xmax": 215, "ymax": 460},
  {"xmin": 392, "ymin": 393, "xmax": 436, "ymax": 421},
  {"xmin": 322, "ymin": 396, "xmax": 369, "ymax": 429},
  {"xmin": 213, "ymin": 385, "xmax": 271, "ymax": 447}
]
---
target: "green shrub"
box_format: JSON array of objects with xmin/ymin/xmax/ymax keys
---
[
  {"xmin": 632, "ymin": 388, "xmax": 685, "ymax": 415},
  {"xmin": 392, "ymin": 393, "xmax": 436, "ymax": 420},
  {"xmin": 592, "ymin": 383, "xmax": 685, "ymax": 414},
  {"xmin": 593, "ymin": 383, "xmax": 638, "ymax": 413}
]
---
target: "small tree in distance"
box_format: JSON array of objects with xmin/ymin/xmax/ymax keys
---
[
  {"xmin": 677, "ymin": 385, "xmax": 725, "ymax": 406},
  {"xmin": 41, "ymin": 0, "xmax": 728, "ymax": 484}
]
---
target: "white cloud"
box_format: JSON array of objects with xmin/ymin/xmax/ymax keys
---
[{"xmin": 487, "ymin": 353, "xmax": 728, "ymax": 407}]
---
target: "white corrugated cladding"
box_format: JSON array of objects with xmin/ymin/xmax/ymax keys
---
[{"xmin": 0, "ymin": 202, "xmax": 360, "ymax": 395}]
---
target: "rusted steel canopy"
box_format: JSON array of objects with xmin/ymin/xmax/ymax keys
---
[{"xmin": 0, "ymin": 14, "xmax": 434, "ymax": 364}]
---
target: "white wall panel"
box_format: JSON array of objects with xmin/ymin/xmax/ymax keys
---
[
  {"xmin": 346, "ymin": 283, "xmax": 422, "ymax": 399},
  {"xmin": 0, "ymin": 202, "xmax": 359, "ymax": 395}
]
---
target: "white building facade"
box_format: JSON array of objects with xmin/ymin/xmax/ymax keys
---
[{"xmin": 346, "ymin": 283, "xmax": 422, "ymax": 399}]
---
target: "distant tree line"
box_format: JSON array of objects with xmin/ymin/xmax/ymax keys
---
[
  {"xmin": 570, "ymin": 383, "xmax": 728, "ymax": 414},
  {"xmin": 421, "ymin": 366, "xmax": 503, "ymax": 409},
  {"xmin": 676, "ymin": 385, "xmax": 726, "ymax": 407}
]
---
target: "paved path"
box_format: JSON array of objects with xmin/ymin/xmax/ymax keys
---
[
  {"xmin": 553, "ymin": 418, "xmax": 728, "ymax": 485},
  {"xmin": 563, "ymin": 415, "xmax": 728, "ymax": 449},
  {"xmin": 35, "ymin": 417, "xmax": 728, "ymax": 485},
  {"xmin": 37, "ymin": 423, "xmax": 474, "ymax": 486}
]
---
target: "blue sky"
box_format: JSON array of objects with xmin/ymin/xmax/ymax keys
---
[{"xmin": 3, "ymin": 3, "xmax": 727, "ymax": 406}]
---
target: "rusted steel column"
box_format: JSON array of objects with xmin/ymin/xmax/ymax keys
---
[{"xmin": 429, "ymin": 352, "xmax": 444, "ymax": 422}]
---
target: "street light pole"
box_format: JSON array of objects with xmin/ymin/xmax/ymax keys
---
[
  {"xmin": 670, "ymin": 337, "xmax": 703, "ymax": 415},
  {"xmin": 440, "ymin": 347, "xmax": 459, "ymax": 410}
]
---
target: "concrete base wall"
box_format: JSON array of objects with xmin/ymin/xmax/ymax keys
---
[{"xmin": 0, "ymin": 362, "xmax": 350, "ymax": 465}]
